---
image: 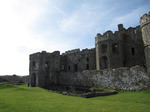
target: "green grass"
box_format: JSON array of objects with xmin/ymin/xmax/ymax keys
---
[{"xmin": 0, "ymin": 83, "xmax": 150, "ymax": 112}]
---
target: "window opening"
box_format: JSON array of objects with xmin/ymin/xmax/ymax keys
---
[
  {"xmin": 31, "ymin": 73, "xmax": 36, "ymax": 87},
  {"xmin": 68, "ymin": 65, "xmax": 70, "ymax": 71},
  {"xmin": 86, "ymin": 57, "xmax": 89, "ymax": 62},
  {"xmin": 131, "ymin": 47, "xmax": 135, "ymax": 55},
  {"xmin": 86, "ymin": 64, "xmax": 89, "ymax": 70},
  {"xmin": 32, "ymin": 61, "xmax": 35, "ymax": 66},
  {"xmin": 74, "ymin": 64, "xmax": 78, "ymax": 71}
]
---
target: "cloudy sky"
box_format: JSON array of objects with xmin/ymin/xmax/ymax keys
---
[{"xmin": 0, "ymin": 0, "xmax": 149, "ymax": 75}]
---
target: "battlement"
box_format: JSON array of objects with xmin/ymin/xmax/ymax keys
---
[
  {"xmin": 62, "ymin": 48, "xmax": 95, "ymax": 56},
  {"xmin": 30, "ymin": 50, "xmax": 60, "ymax": 58},
  {"xmin": 62, "ymin": 49, "xmax": 80, "ymax": 55},
  {"xmin": 81, "ymin": 48, "xmax": 95, "ymax": 52},
  {"xmin": 95, "ymin": 29, "xmax": 120, "ymax": 45},
  {"xmin": 140, "ymin": 12, "xmax": 150, "ymax": 28},
  {"xmin": 95, "ymin": 24, "xmax": 142, "ymax": 45}
]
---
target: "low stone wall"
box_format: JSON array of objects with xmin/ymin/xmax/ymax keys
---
[{"xmin": 58, "ymin": 66, "xmax": 150, "ymax": 90}]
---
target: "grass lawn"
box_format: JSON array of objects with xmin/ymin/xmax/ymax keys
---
[{"xmin": 0, "ymin": 83, "xmax": 150, "ymax": 112}]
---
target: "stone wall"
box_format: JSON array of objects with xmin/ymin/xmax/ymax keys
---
[
  {"xmin": 61, "ymin": 48, "xmax": 96, "ymax": 72},
  {"xmin": 58, "ymin": 66, "xmax": 150, "ymax": 90},
  {"xmin": 140, "ymin": 12, "xmax": 150, "ymax": 72}
]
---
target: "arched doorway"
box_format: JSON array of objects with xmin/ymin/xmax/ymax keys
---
[
  {"xmin": 31, "ymin": 73, "xmax": 36, "ymax": 87},
  {"xmin": 100, "ymin": 56, "xmax": 108, "ymax": 69}
]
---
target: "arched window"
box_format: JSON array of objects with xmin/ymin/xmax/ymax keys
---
[{"xmin": 31, "ymin": 73, "xmax": 36, "ymax": 87}]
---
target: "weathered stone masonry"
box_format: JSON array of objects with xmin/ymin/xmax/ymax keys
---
[
  {"xmin": 140, "ymin": 12, "xmax": 150, "ymax": 72},
  {"xmin": 29, "ymin": 12, "xmax": 150, "ymax": 90}
]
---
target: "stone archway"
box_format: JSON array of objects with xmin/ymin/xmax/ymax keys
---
[
  {"xmin": 31, "ymin": 73, "xmax": 36, "ymax": 87},
  {"xmin": 100, "ymin": 56, "xmax": 108, "ymax": 69}
]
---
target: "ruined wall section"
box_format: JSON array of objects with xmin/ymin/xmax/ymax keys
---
[
  {"xmin": 29, "ymin": 51, "xmax": 61, "ymax": 88},
  {"xmin": 62, "ymin": 48, "xmax": 96, "ymax": 72},
  {"xmin": 95, "ymin": 29, "xmax": 124, "ymax": 70},
  {"xmin": 121, "ymin": 25, "xmax": 145, "ymax": 68},
  {"xmin": 140, "ymin": 12, "xmax": 150, "ymax": 72},
  {"xmin": 58, "ymin": 66, "xmax": 150, "ymax": 90}
]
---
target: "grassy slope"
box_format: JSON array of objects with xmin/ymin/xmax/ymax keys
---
[{"xmin": 0, "ymin": 83, "xmax": 150, "ymax": 112}]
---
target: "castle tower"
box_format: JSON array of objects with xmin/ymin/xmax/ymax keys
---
[
  {"xmin": 140, "ymin": 12, "xmax": 150, "ymax": 72},
  {"xmin": 95, "ymin": 30, "xmax": 124, "ymax": 70}
]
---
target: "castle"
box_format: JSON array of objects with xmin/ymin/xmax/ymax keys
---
[{"xmin": 29, "ymin": 12, "xmax": 150, "ymax": 90}]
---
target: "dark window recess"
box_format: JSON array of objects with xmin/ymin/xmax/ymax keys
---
[
  {"xmin": 74, "ymin": 64, "xmax": 78, "ymax": 71},
  {"xmin": 101, "ymin": 44, "xmax": 107, "ymax": 53},
  {"xmin": 31, "ymin": 73, "xmax": 36, "ymax": 87},
  {"xmin": 32, "ymin": 61, "xmax": 35, "ymax": 66},
  {"xmin": 131, "ymin": 47, "xmax": 135, "ymax": 55},
  {"xmin": 112, "ymin": 43, "xmax": 119, "ymax": 54},
  {"xmin": 68, "ymin": 65, "xmax": 70, "ymax": 71},
  {"xmin": 86, "ymin": 64, "xmax": 89, "ymax": 70},
  {"xmin": 86, "ymin": 57, "xmax": 89, "ymax": 62}
]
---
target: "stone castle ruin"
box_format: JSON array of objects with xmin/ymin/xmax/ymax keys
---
[{"xmin": 29, "ymin": 12, "xmax": 150, "ymax": 90}]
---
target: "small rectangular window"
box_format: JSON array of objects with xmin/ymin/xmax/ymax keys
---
[
  {"xmin": 74, "ymin": 64, "xmax": 78, "ymax": 71},
  {"xmin": 68, "ymin": 65, "xmax": 70, "ymax": 71},
  {"xmin": 86, "ymin": 64, "xmax": 89, "ymax": 70},
  {"xmin": 131, "ymin": 48, "xmax": 135, "ymax": 55},
  {"xmin": 32, "ymin": 61, "xmax": 35, "ymax": 66}
]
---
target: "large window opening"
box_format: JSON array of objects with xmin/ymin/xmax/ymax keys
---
[
  {"xmin": 100, "ymin": 56, "xmax": 108, "ymax": 69},
  {"xmin": 101, "ymin": 44, "xmax": 107, "ymax": 53}
]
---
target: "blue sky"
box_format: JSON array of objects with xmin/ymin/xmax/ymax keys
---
[{"xmin": 0, "ymin": 0, "xmax": 149, "ymax": 75}]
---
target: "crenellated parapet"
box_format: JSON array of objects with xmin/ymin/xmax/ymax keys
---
[
  {"xmin": 62, "ymin": 49, "xmax": 80, "ymax": 55},
  {"xmin": 95, "ymin": 30, "xmax": 115, "ymax": 45},
  {"xmin": 62, "ymin": 48, "xmax": 95, "ymax": 56}
]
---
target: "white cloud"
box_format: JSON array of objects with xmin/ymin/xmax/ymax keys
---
[
  {"xmin": 0, "ymin": 0, "xmax": 48, "ymax": 75},
  {"xmin": 106, "ymin": 4, "xmax": 150, "ymax": 31}
]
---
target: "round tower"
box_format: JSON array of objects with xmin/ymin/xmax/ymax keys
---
[{"xmin": 140, "ymin": 12, "xmax": 150, "ymax": 72}]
